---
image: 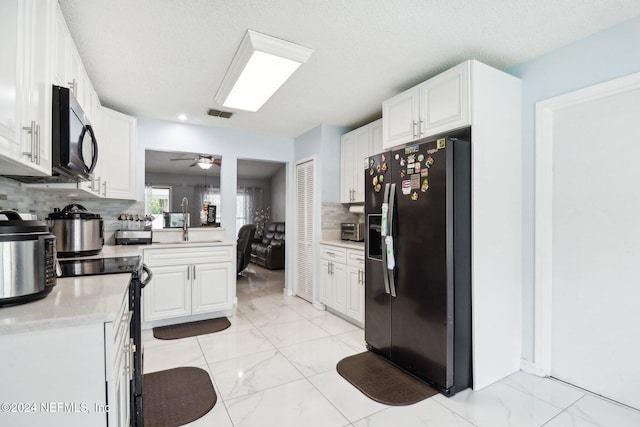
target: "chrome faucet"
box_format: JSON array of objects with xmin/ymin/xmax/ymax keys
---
[{"xmin": 181, "ymin": 197, "xmax": 189, "ymax": 241}]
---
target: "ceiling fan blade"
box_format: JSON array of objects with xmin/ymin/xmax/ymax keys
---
[
  {"xmin": 189, "ymin": 161, "xmax": 198, "ymax": 167},
  {"xmin": 170, "ymin": 158, "xmax": 196, "ymax": 161},
  {"xmin": 213, "ymin": 158, "xmax": 222, "ymax": 166}
]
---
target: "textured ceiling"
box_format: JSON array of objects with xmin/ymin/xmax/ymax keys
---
[{"xmin": 59, "ymin": 0, "xmax": 640, "ymax": 138}]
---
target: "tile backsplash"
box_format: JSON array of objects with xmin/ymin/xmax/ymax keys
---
[
  {"xmin": 0, "ymin": 176, "xmax": 142, "ymax": 243},
  {"xmin": 321, "ymin": 202, "xmax": 363, "ymax": 239}
]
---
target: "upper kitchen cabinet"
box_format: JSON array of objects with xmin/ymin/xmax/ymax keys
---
[
  {"xmin": 0, "ymin": 0, "xmax": 53, "ymax": 176},
  {"xmin": 51, "ymin": 1, "xmax": 97, "ymax": 123},
  {"xmin": 382, "ymin": 62, "xmax": 469, "ymax": 148},
  {"xmin": 100, "ymin": 107, "xmax": 137, "ymax": 200},
  {"xmin": 340, "ymin": 119, "xmax": 382, "ymax": 203}
]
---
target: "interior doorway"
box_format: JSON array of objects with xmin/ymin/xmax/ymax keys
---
[
  {"xmin": 535, "ymin": 72, "xmax": 640, "ymax": 410},
  {"xmin": 235, "ymin": 158, "xmax": 287, "ymax": 284}
]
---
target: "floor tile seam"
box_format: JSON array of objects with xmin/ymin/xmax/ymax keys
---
[
  {"xmin": 430, "ymin": 396, "xmax": 482, "ymax": 427},
  {"xmin": 209, "ymin": 349, "xmax": 306, "ymax": 400},
  {"xmin": 301, "ymin": 372, "xmax": 356, "ymax": 425},
  {"xmin": 496, "ymin": 378, "xmax": 572, "ymax": 411},
  {"xmin": 200, "ymin": 357, "xmax": 237, "ymax": 427},
  {"xmin": 222, "ymin": 377, "xmax": 317, "ymax": 406},
  {"xmin": 560, "ymin": 394, "xmax": 639, "ymax": 427},
  {"xmin": 550, "ymin": 378, "xmax": 640, "ymax": 415}
]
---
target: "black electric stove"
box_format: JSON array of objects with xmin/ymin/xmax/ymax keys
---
[{"xmin": 58, "ymin": 256, "xmax": 141, "ymax": 278}]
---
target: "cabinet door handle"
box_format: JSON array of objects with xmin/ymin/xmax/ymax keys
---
[
  {"xmin": 35, "ymin": 123, "xmax": 40, "ymax": 165},
  {"xmin": 193, "ymin": 265, "xmax": 196, "ymax": 280},
  {"xmin": 412, "ymin": 120, "xmax": 418, "ymax": 139},
  {"xmin": 330, "ymin": 262, "xmax": 333, "ymax": 275},
  {"xmin": 102, "ymin": 181, "xmax": 107, "ymax": 196},
  {"xmin": 22, "ymin": 120, "xmax": 36, "ymax": 162},
  {"xmin": 187, "ymin": 265, "xmax": 190, "ymax": 280}
]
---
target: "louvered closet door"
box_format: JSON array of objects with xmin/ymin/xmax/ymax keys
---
[{"xmin": 295, "ymin": 159, "xmax": 314, "ymax": 302}]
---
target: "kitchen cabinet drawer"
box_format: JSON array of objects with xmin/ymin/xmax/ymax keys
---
[
  {"xmin": 320, "ymin": 245, "xmax": 347, "ymax": 263},
  {"xmin": 347, "ymin": 249, "xmax": 365, "ymax": 267},
  {"xmin": 143, "ymin": 245, "xmax": 234, "ymax": 266},
  {"xmin": 108, "ymin": 287, "xmax": 130, "ymax": 351}
]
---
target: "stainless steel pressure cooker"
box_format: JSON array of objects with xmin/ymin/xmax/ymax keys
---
[
  {"xmin": 0, "ymin": 211, "xmax": 57, "ymax": 306},
  {"xmin": 47, "ymin": 204, "xmax": 104, "ymax": 258}
]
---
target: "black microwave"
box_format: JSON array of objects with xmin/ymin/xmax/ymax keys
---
[{"xmin": 51, "ymin": 85, "xmax": 98, "ymax": 182}]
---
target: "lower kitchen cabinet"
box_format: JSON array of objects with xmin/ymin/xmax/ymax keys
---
[
  {"xmin": 0, "ymin": 285, "xmax": 131, "ymax": 427},
  {"xmin": 320, "ymin": 244, "xmax": 364, "ymax": 324},
  {"xmin": 142, "ymin": 244, "xmax": 234, "ymax": 326}
]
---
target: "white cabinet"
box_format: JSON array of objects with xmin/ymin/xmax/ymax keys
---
[
  {"xmin": 105, "ymin": 288, "xmax": 134, "ymax": 427},
  {"xmin": 383, "ymin": 62, "xmax": 469, "ymax": 148},
  {"xmin": 0, "ymin": 0, "xmax": 53, "ymax": 176},
  {"xmin": 143, "ymin": 264, "xmax": 191, "ymax": 321},
  {"xmin": 345, "ymin": 250, "xmax": 365, "ymax": 323},
  {"xmin": 100, "ymin": 107, "xmax": 137, "ymax": 200},
  {"xmin": 340, "ymin": 118, "xmax": 383, "ymax": 203},
  {"xmin": 320, "ymin": 244, "xmax": 364, "ymax": 324},
  {"xmin": 142, "ymin": 244, "xmax": 235, "ymax": 325}
]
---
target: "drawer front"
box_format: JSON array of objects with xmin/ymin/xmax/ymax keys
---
[
  {"xmin": 347, "ymin": 249, "xmax": 365, "ymax": 268},
  {"xmin": 110, "ymin": 287, "xmax": 130, "ymax": 348},
  {"xmin": 320, "ymin": 245, "xmax": 347, "ymax": 264},
  {"xmin": 143, "ymin": 245, "xmax": 233, "ymax": 266}
]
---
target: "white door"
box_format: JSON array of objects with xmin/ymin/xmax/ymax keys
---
[
  {"xmin": 548, "ymin": 80, "xmax": 640, "ymax": 409},
  {"xmin": 295, "ymin": 159, "xmax": 314, "ymax": 302}
]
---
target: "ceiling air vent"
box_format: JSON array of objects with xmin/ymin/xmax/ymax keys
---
[{"xmin": 207, "ymin": 108, "xmax": 233, "ymax": 119}]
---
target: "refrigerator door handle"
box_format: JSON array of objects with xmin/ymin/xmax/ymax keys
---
[
  {"xmin": 381, "ymin": 183, "xmax": 391, "ymax": 295},
  {"xmin": 388, "ymin": 183, "xmax": 397, "ymax": 297}
]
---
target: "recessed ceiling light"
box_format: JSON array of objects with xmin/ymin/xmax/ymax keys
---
[
  {"xmin": 178, "ymin": 114, "xmax": 187, "ymax": 121},
  {"xmin": 215, "ymin": 30, "xmax": 313, "ymax": 112}
]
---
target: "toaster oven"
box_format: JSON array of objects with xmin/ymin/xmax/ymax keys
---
[{"xmin": 341, "ymin": 223, "xmax": 365, "ymax": 242}]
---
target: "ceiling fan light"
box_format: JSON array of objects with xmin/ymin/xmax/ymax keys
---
[
  {"xmin": 215, "ymin": 30, "xmax": 313, "ymax": 112},
  {"xmin": 198, "ymin": 161, "xmax": 213, "ymax": 170}
]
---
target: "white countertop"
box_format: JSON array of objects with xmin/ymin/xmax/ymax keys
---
[
  {"xmin": 0, "ymin": 240, "xmax": 235, "ymax": 336},
  {"xmin": 0, "ymin": 273, "xmax": 130, "ymax": 335},
  {"xmin": 321, "ymin": 239, "xmax": 365, "ymax": 250}
]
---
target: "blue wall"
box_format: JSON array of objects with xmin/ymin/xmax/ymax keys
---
[{"xmin": 507, "ymin": 16, "xmax": 640, "ymax": 361}]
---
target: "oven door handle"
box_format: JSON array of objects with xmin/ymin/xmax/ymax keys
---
[{"xmin": 141, "ymin": 264, "xmax": 153, "ymax": 287}]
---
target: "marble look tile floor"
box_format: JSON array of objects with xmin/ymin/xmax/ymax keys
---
[{"xmin": 142, "ymin": 265, "xmax": 640, "ymax": 427}]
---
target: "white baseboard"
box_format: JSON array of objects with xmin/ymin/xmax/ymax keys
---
[
  {"xmin": 283, "ymin": 287, "xmax": 295, "ymax": 296},
  {"xmin": 312, "ymin": 301, "xmax": 326, "ymax": 311}
]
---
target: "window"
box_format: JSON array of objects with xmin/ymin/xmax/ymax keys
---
[{"xmin": 145, "ymin": 186, "xmax": 171, "ymax": 229}]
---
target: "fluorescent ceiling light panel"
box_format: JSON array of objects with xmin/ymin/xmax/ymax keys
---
[{"xmin": 215, "ymin": 30, "xmax": 313, "ymax": 112}]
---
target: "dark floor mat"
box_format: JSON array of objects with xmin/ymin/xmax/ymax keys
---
[
  {"xmin": 153, "ymin": 317, "xmax": 231, "ymax": 340},
  {"xmin": 143, "ymin": 366, "xmax": 216, "ymax": 427},
  {"xmin": 336, "ymin": 351, "xmax": 438, "ymax": 406}
]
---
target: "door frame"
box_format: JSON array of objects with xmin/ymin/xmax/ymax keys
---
[{"xmin": 534, "ymin": 70, "xmax": 640, "ymax": 375}]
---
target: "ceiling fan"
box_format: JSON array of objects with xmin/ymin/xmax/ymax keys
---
[{"xmin": 170, "ymin": 154, "xmax": 222, "ymax": 170}]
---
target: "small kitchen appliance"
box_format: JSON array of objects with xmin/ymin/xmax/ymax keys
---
[
  {"xmin": 115, "ymin": 230, "xmax": 153, "ymax": 245},
  {"xmin": 47, "ymin": 204, "xmax": 104, "ymax": 258},
  {"xmin": 0, "ymin": 211, "xmax": 57, "ymax": 306},
  {"xmin": 340, "ymin": 222, "xmax": 365, "ymax": 242}
]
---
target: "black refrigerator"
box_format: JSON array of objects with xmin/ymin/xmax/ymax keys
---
[{"xmin": 364, "ymin": 130, "xmax": 472, "ymax": 396}]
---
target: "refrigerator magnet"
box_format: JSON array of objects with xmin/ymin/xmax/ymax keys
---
[
  {"xmin": 421, "ymin": 169, "xmax": 429, "ymax": 177},
  {"xmin": 414, "ymin": 162, "xmax": 421, "ymax": 172},
  {"xmin": 407, "ymin": 167, "xmax": 414, "ymax": 175},
  {"xmin": 421, "ymin": 178, "xmax": 429, "ymax": 192},
  {"xmin": 402, "ymin": 180, "xmax": 411, "ymax": 195},
  {"xmin": 426, "ymin": 156, "xmax": 434, "ymax": 168},
  {"xmin": 437, "ymin": 138, "xmax": 446, "ymax": 149},
  {"xmin": 400, "ymin": 158, "xmax": 406, "ymax": 166},
  {"xmin": 382, "ymin": 162, "xmax": 388, "ymax": 172},
  {"xmin": 411, "ymin": 174, "xmax": 420, "ymax": 189},
  {"xmin": 370, "ymin": 168, "xmax": 374, "ymax": 175},
  {"xmin": 411, "ymin": 191, "xmax": 419, "ymax": 201},
  {"xmin": 381, "ymin": 154, "xmax": 386, "ymax": 162},
  {"xmin": 379, "ymin": 174, "xmax": 384, "ymax": 182},
  {"xmin": 407, "ymin": 154, "xmax": 416, "ymax": 164},
  {"xmin": 418, "ymin": 154, "xmax": 425, "ymax": 162}
]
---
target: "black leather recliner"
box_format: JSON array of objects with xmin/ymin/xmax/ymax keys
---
[
  {"xmin": 237, "ymin": 224, "xmax": 256, "ymax": 275},
  {"xmin": 250, "ymin": 222, "xmax": 285, "ymax": 270}
]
